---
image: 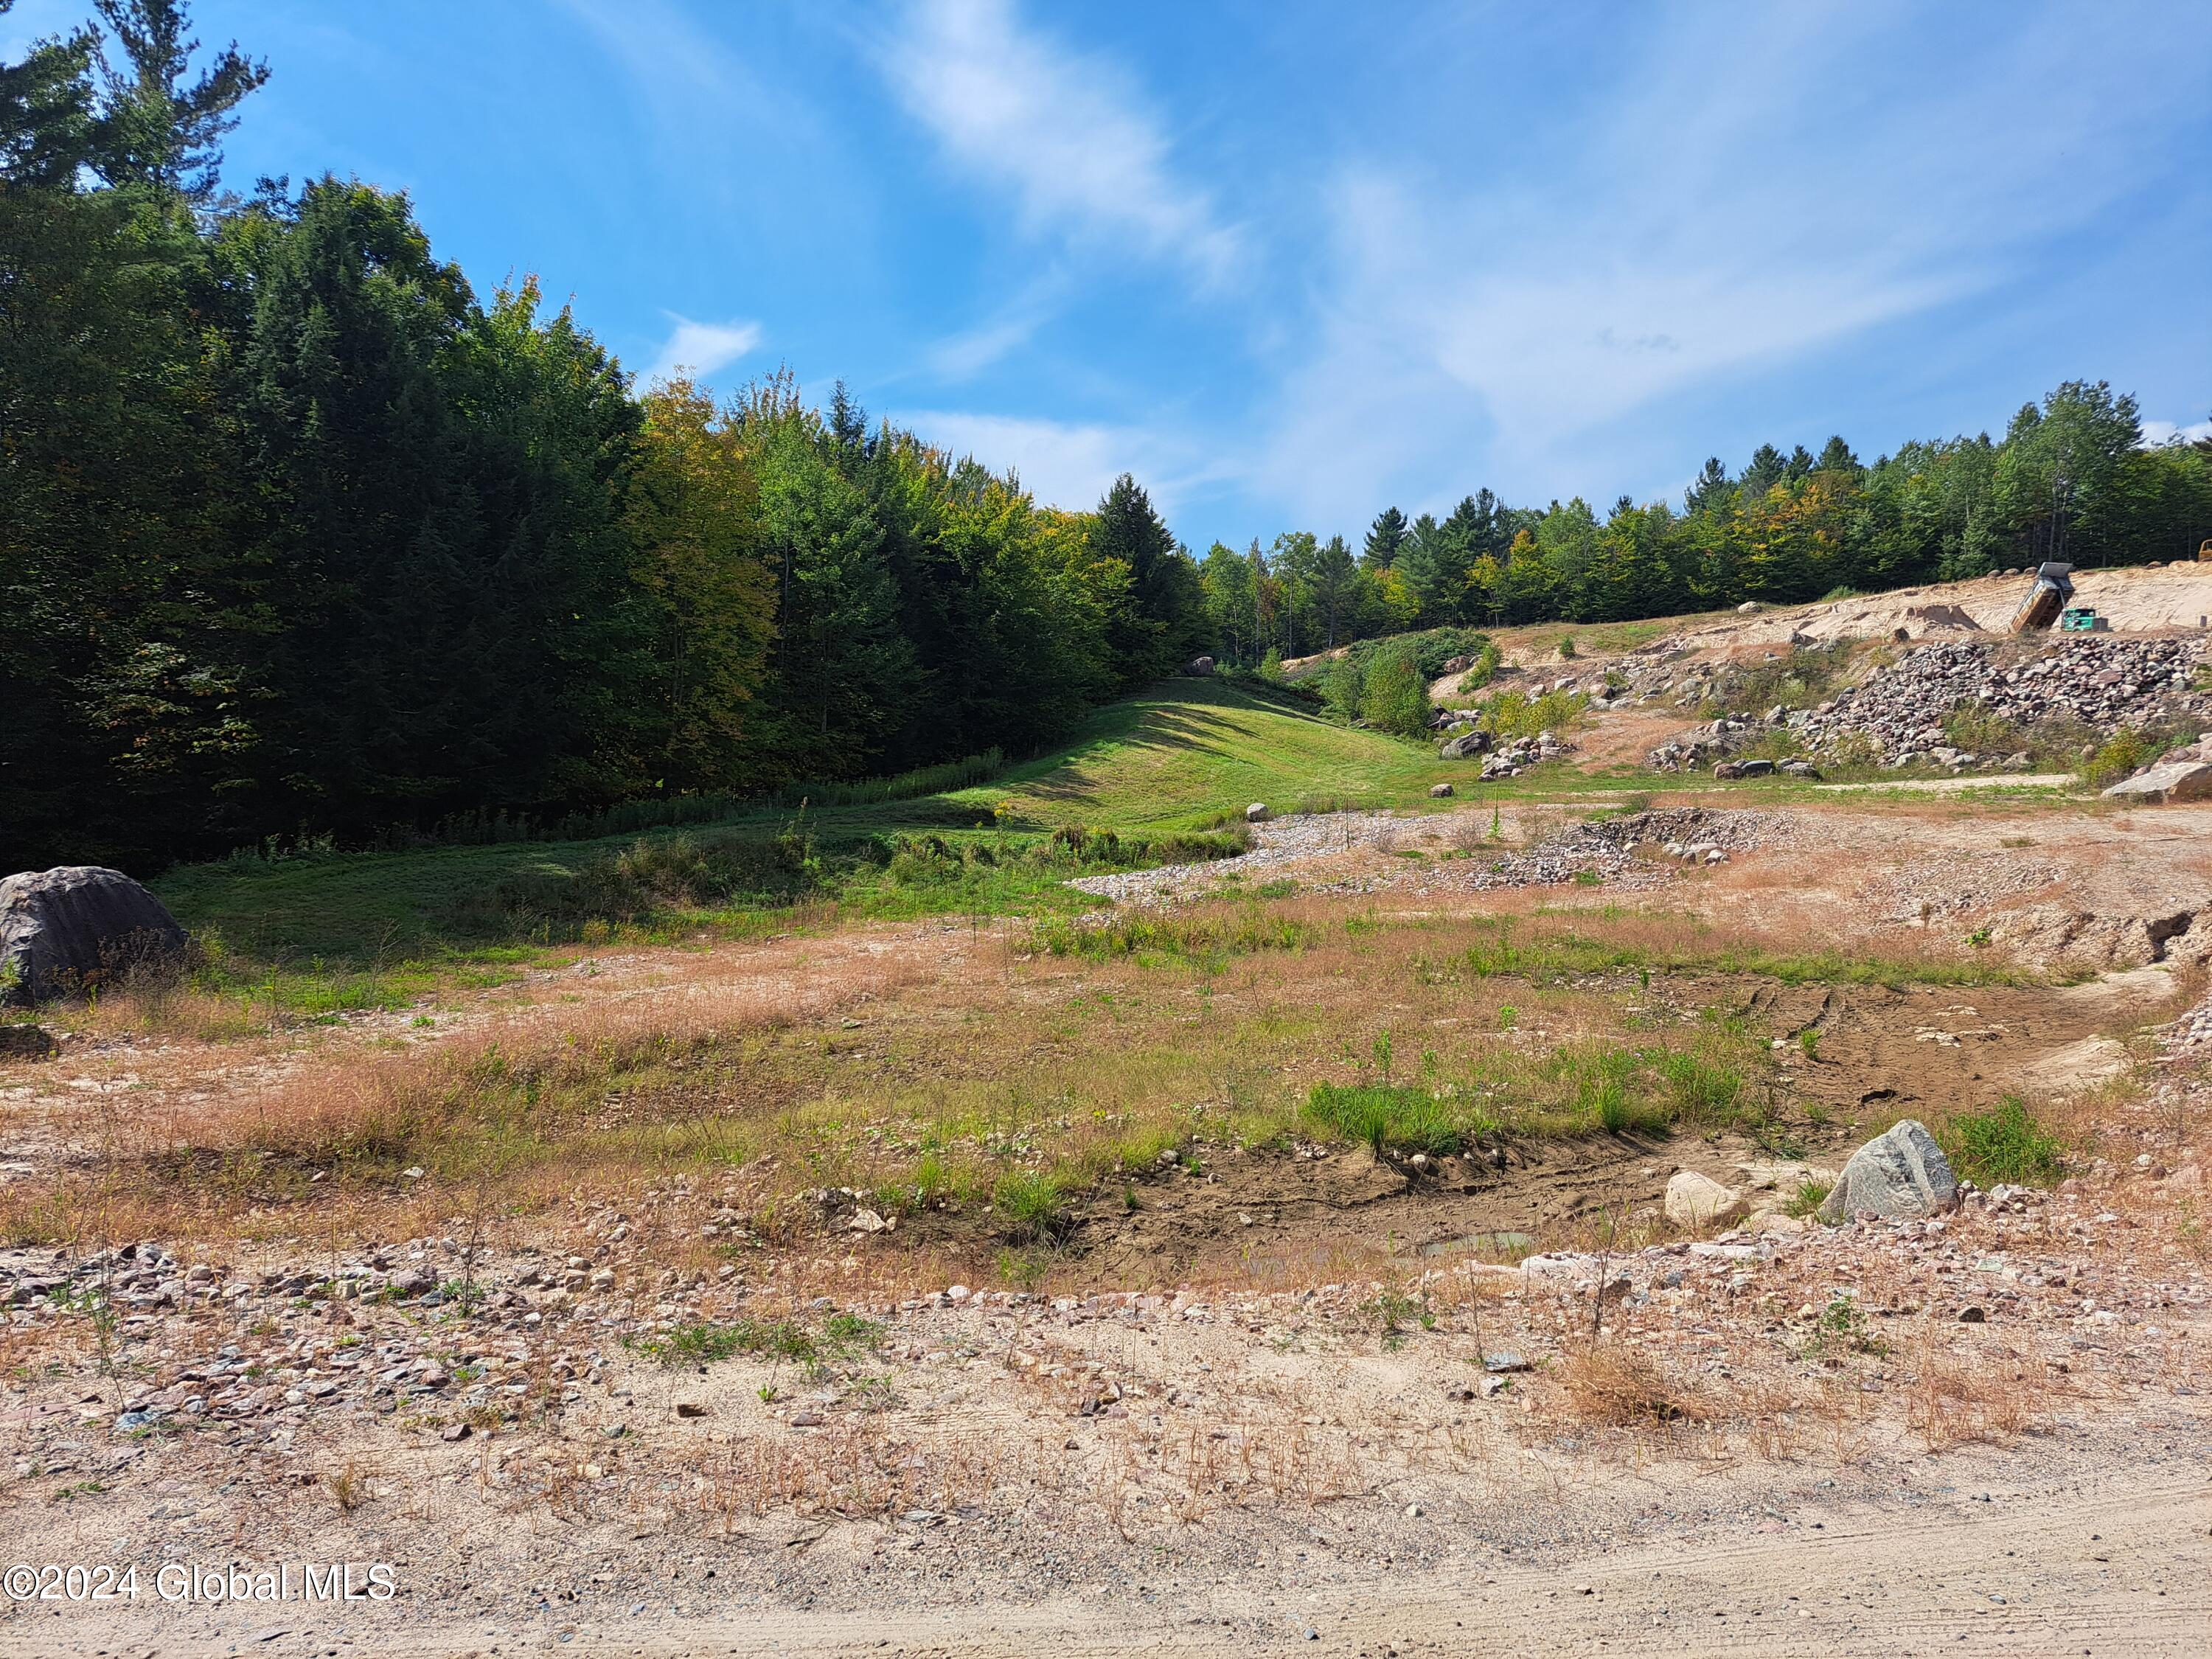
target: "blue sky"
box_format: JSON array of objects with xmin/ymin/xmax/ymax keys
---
[{"xmin": 13, "ymin": 0, "xmax": 2211, "ymax": 549}]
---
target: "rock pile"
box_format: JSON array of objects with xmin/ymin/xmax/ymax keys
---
[
  {"xmin": 1476, "ymin": 731, "xmax": 1573, "ymax": 779},
  {"xmin": 1793, "ymin": 637, "xmax": 2205, "ymax": 768}
]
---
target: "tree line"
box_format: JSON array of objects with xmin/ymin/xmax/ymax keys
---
[{"xmin": 1198, "ymin": 386, "xmax": 2211, "ymax": 667}]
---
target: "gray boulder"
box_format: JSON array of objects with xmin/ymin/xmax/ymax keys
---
[
  {"xmin": 2102, "ymin": 759, "xmax": 2212, "ymax": 805},
  {"xmin": 0, "ymin": 866, "xmax": 188, "ymax": 1005},
  {"xmin": 1439, "ymin": 731, "xmax": 1491, "ymax": 760},
  {"xmin": 1817, "ymin": 1119, "xmax": 1958, "ymax": 1222}
]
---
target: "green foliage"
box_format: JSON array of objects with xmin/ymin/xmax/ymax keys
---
[
  {"xmin": 490, "ymin": 830, "xmax": 821, "ymax": 928},
  {"xmin": 1031, "ymin": 907, "xmax": 1310, "ymax": 963},
  {"xmin": 1358, "ymin": 640, "xmax": 1431, "ymax": 737},
  {"xmin": 628, "ymin": 1318, "xmax": 816, "ymax": 1367},
  {"xmin": 2083, "ymin": 730, "xmax": 2153, "ymax": 789},
  {"xmin": 1944, "ymin": 1096, "xmax": 2065, "ymax": 1187},
  {"xmin": 1785, "ymin": 1180, "xmax": 1832, "ymax": 1219},
  {"xmin": 1806, "ymin": 1293, "xmax": 1885, "ymax": 1356}
]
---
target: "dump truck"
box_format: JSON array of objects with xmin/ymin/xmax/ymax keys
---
[
  {"xmin": 2007, "ymin": 561, "xmax": 2075, "ymax": 633},
  {"xmin": 2059, "ymin": 606, "xmax": 2108, "ymax": 633}
]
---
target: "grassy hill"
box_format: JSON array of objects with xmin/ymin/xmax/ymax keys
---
[
  {"xmin": 151, "ymin": 677, "xmax": 1454, "ymax": 969},
  {"xmin": 938, "ymin": 676, "xmax": 1447, "ymax": 831}
]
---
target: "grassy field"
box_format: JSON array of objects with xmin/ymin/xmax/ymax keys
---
[
  {"xmin": 144, "ymin": 671, "xmax": 2087, "ymax": 988},
  {"xmin": 150, "ymin": 678, "xmax": 1453, "ymax": 967},
  {"xmin": 937, "ymin": 675, "xmax": 1452, "ymax": 830}
]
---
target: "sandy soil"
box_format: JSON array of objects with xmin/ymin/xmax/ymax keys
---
[{"xmin": 3, "ymin": 795, "xmax": 2211, "ymax": 1658}]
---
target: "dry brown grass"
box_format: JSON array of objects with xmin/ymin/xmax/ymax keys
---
[
  {"xmin": 1554, "ymin": 1344, "xmax": 1714, "ymax": 1429},
  {"xmin": 1907, "ymin": 1322, "xmax": 2059, "ymax": 1449}
]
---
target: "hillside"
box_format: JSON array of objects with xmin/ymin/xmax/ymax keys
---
[
  {"xmin": 939, "ymin": 676, "xmax": 1445, "ymax": 830},
  {"xmin": 151, "ymin": 676, "xmax": 1453, "ymax": 964}
]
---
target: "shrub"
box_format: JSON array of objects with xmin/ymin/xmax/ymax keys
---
[
  {"xmin": 2083, "ymin": 729, "xmax": 2152, "ymax": 788},
  {"xmin": 1944, "ymin": 1096, "xmax": 2064, "ymax": 1186},
  {"xmin": 1322, "ymin": 653, "xmax": 1367, "ymax": 722},
  {"xmin": 1360, "ymin": 641, "xmax": 1432, "ymax": 737},
  {"xmin": 1557, "ymin": 1346, "xmax": 1709, "ymax": 1426}
]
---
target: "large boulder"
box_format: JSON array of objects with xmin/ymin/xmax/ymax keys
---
[
  {"xmin": 1440, "ymin": 731, "xmax": 1491, "ymax": 760},
  {"xmin": 1817, "ymin": 1119, "xmax": 1958, "ymax": 1222},
  {"xmin": 0, "ymin": 867, "xmax": 188, "ymax": 1005},
  {"xmin": 2102, "ymin": 759, "xmax": 2212, "ymax": 805}
]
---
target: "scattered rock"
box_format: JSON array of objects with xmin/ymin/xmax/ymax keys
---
[
  {"xmin": 1245, "ymin": 802, "xmax": 1271, "ymax": 824},
  {"xmin": 1427, "ymin": 782, "xmax": 1455, "ymax": 799}
]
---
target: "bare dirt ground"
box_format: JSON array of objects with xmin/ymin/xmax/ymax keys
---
[{"xmin": 3, "ymin": 793, "xmax": 2211, "ymax": 1655}]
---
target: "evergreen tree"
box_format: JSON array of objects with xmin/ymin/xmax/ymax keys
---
[
  {"xmin": 1684, "ymin": 457, "xmax": 1732, "ymax": 515},
  {"xmin": 1362, "ymin": 506, "xmax": 1408, "ymax": 568}
]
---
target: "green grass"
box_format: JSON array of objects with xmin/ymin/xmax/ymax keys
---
[
  {"xmin": 938, "ymin": 676, "xmax": 1451, "ymax": 834},
  {"xmin": 627, "ymin": 1317, "xmax": 818, "ymax": 1367},
  {"xmin": 992, "ymin": 1169, "xmax": 1071, "ymax": 1243},
  {"xmin": 1303, "ymin": 1027, "xmax": 1762, "ymax": 1154},
  {"xmin": 1305, "ymin": 1085, "xmax": 1468, "ymax": 1157},
  {"xmin": 1941, "ymin": 1095, "xmax": 2066, "ymax": 1186},
  {"xmin": 149, "ymin": 678, "xmax": 1451, "ymax": 972},
  {"xmin": 1438, "ymin": 914, "xmax": 2028, "ymax": 990}
]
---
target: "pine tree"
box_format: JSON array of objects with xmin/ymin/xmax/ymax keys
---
[{"xmin": 1363, "ymin": 506, "xmax": 1408, "ymax": 568}]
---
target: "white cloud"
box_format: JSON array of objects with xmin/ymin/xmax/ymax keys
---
[
  {"xmin": 1244, "ymin": 2, "xmax": 2212, "ymax": 530},
  {"xmin": 897, "ymin": 408, "xmax": 1204, "ymax": 516},
  {"xmin": 2142, "ymin": 417, "xmax": 2212, "ymax": 448},
  {"xmin": 643, "ymin": 315, "xmax": 762, "ymax": 387},
  {"xmin": 880, "ymin": 0, "xmax": 1241, "ymax": 286},
  {"xmin": 925, "ymin": 296, "xmax": 1054, "ymax": 380}
]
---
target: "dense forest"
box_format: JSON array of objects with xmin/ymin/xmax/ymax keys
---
[
  {"xmin": 1210, "ymin": 393, "xmax": 2212, "ymax": 665},
  {"xmin": 5, "ymin": 3, "xmax": 2207, "ymax": 870}
]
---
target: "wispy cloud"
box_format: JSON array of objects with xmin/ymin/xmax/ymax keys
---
[
  {"xmin": 644, "ymin": 315, "xmax": 761, "ymax": 387},
  {"xmin": 1245, "ymin": 2, "xmax": 2212, "ymax": 529},
  {"xmin": 897, "ymin": 408, "xmax": 1208, "ymax": 518},
  {"xmin": 879, "ymin": 0, "xmax": 1241, "ymax": 286}
]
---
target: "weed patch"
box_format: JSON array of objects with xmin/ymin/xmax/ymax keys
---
[{"xmin": 1942, "ymin": 1095, "xmax": 2065, "ymax": 1186}]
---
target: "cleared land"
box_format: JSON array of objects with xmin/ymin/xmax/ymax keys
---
[{"xmin": 2, "ymin": 568, "xmax": 2209, "ymax": 1658}]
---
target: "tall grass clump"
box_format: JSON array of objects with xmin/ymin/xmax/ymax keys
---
[
  {"xmin": 1304, "ymin": 1085, "xmax": 1469, "ymax": 1158},
  {"xmin": 1032, "ymin": 908, "xmax": 1312, "ymax": 962},
  {"xmin": 1942, "ymin": 1095, "xmax": 2065, "ymax": 1186},
  {"xmin": 992, "ymin": 1169, "xmax": 1071, "ymax": 1243},
  {"xmin": 779, "ymin": 748, "xmax": 1004, "ymax": 809}
]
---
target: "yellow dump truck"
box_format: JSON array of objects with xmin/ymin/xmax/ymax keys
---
[{"xmin": 2007, "ymin": 561, "xmax": 2076, "ymax": 633}]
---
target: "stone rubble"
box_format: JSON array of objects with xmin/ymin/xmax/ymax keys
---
[{"xmin": 1644, "ymin": 635, "xmax": 2205, "ymax": 773}]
